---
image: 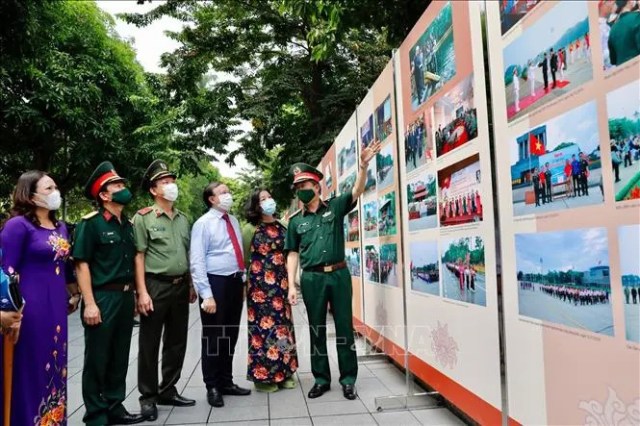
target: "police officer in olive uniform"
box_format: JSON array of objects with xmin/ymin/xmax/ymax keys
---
[
  {"xmin": 134, "ymin": 160, "xmax": 198, "ymax": 421},
  {"xmin": 285, "ymin": 140, "xmax": 381, "ymax": 400},
  {"xmin": 72, "ymin": 161, "xmax": 146, "ymax": 425}
]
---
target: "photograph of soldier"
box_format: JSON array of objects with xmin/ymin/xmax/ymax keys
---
[
  {"xmin": 606, "ymin": 79, "xmax": 640, "ymax": 202},
  {"xmin": 502, "ymin": 1, "xmax": 593, "ymax": 121},
  {"xmin": 409, "ymin": 1, "xmax": 456, "ymax": 110},
  {"xmin": 338, "ymin": 171, "xmax": 356, "ymax": 196},
  {"xmin": 379, "ymin": 244, "xmax": 398, "ymax": 287},
  {"xmin": 378, "ymin": 192, "xmax": 397, "ymax": 237},
  {"xmin": 600, "ymin": 0, "xmax": 640, "ymax": 71},
  {"xmin": 409, "ymin": 241, "xmax": 440, "ymax": 296},
  {"xmin": 346, "ymin": 210, "xmax": 360, "ymax": 242},
  {"xmin": 438, "ymin": 154, "xmax": 483, "ymax": 228},
  {"xmin": 338, "ymin": 139, "xmax": 357, "ymax": 178},
  {"xmin": 499, "ymin": 0, "xmax": 541, "ymax": 35},
  {"xmin": 406, "ymin": 173, "xmax": 437, "ymax": 231},
  {"xmin": 72, "ymin": 161, "xmax": 146, "ymax": 425},
  {"xmin": 376, "ymin": 144, "xmax": 394, "ymax": 191},
  {"xmin": 432, "ymin": 74, "xmax": 478, "ymax": 158},
  {"xmin": 346, "ymin": 248, "xmax": 361, "ymax": 277},
  {"xmin": 510, "ymin": 101, "xmax": 603, "ymax": 215},
  {"xmin": 374, "ymin": 95, "xmax": 393, "ymax": 142},
  {"xmin": 619, "ymin": 224, "xmax": 640, "ymax": 343},
  {"xmin": 363, "ymin": 200, "xmax": 378, "ymax": 239},
  {"xmin": 515, "ymin": 228, "xmax": 614, "ymax": 336},
  {"xmin": 441, "ymin": 236, "xmax": 486, "ymax": 307},
  {"xmin": 365, "ymin": 245, "xmax": 380, "ymax": 283},
  {"xmin": 404, "ymin": 111, "xmax": 434, "ymax": 173}
]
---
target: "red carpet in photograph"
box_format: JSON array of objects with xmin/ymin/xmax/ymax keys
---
[{"xmin": 507, "ymin": 79, "xmax": 571, "ymax": 118}]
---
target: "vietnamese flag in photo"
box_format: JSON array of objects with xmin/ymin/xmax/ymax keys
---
[{"xmin": 529, "ymin": 132, "xmax": 545, "ymax": 156}]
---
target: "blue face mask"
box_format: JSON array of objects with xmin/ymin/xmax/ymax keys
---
[{"xmin": 260, "ymin": 198, "xmax": 277, "ymax": 216}]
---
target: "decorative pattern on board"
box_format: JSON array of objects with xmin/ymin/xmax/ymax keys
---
[
  {"xmin": 578, "ymin": 387, "xmax": 640, "ymax": 426},
  {"xmin": 431, "ymin": 321, "xmax": 459, "ymax": 369}
]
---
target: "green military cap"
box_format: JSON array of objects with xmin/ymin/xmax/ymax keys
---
[
  {"xmin": 84, "ymin": 161, "xmax": 126, "ymax": 199},
  {"xmin": 142, "ymin": 159, "xmax": 177, "ymax": 190},
  {"xmin": 290, "ymin": 163, "xmax": 323, "ymax": 185}
]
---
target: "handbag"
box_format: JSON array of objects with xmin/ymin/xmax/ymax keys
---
[{"xmin": 612, "ymin": 150, "xmax": 622, "ymax": 165}]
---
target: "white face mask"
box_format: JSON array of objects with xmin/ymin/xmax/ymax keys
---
[
  {"xmin": 33, "ymin": 190, "xmax": 62, "ymax": 211},
  {"xmin": 161, "ymin": 183, "xmax": 179, "ymax": 202},
  {"xmin": 217, "ymin": 193, "xmax": 233, "ymax": 211},
  {"xmin": 260, "ymin": 198, "xmax": 277, "ymax": 216}
]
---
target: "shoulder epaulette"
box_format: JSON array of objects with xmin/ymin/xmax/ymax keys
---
[
  {"xmin": 81, "ymin": 211, "xmax": 98, "ymax": 220},
  {"xmin": 137, "ymin": 207, "xmax": 153, "ymax": 216},
  {"xmin": 289, "ymin": 209, "xmax": 301, "ymax": 219}
]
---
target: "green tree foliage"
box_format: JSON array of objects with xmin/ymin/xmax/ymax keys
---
[
  {"xmin": 442, "ymin": 237, "xmax": 485, "ymax": 266},
  {"xmin": 609, "ymin": 118, "xmax": 640, "ymax": 142}
]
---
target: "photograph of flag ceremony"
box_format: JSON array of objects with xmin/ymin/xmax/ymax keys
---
[
  {"xmin": 619, "ymin": 224, "xmax": 640, "ymax": 343},
  {"xmin": 409, "ymin": 241, "xmax": 440, "ymax": 296},
  {"xmin": 438, "ymin": 154, "xmax": 483, "ymax": 228},
  {"xmin": 406, "ymin": 172, "xmax": 438, "ymax": 232},
  {"xmin": 441, "ymin": 236, "xmax": 487, "ymax": 306}
]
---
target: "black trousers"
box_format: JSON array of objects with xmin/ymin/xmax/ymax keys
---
[
  {"xmin": 138, "ymin": 275, "xmax": 190, "ymax": 403},
  {"xmin": 200, "ymin": 273, "xmax": 244, "ymax": 389}
]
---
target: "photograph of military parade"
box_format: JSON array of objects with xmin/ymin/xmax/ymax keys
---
[
  {"xmin": 515, "ymin": 228, "xmax": 614, "ymax": 336},
  {"xmin": 380, "ymin": 244, "xmax": 399, "ymax": 287},
  {"xmin": 438, "ymin": 154, "xmax": 483, "ymax": 228},
  {"xmin": 407, "ymin": 172, "xmax": 438, "ymax": 232},
  {"xmin": 432, "ymin": 74, "xmax": 478, "ymax": 158},
  {"xmin": 409, "ymin": 2, "xmax": 456, "ymax": 110},
  {"xmin": 510, "ymin": 101, "xmax": 603, "ymax": 215},
  {"xmin": 378, "ymin": 192, "xmax": 397, "ymax": 237},
  {"xmin": 502, "ymin": 1, "xmax": 593, "ymax": 121},
  {"xmin": 410, "ymin": 241, "xmax": 440, "ymax": 296},
  {"xmin": 441, "ymin": 236, "xmax": 486, "ymax": 306},
  {"xmin": 607, "ymin": 79, "xmax": 640, "ymax": 202},
  {"xmin": 404, "ymin": 112, "xmax": 434, "ymax": 173},
  {"xmin": 619, "ymin": 224, "xmax": 640, "ymax": 343}
]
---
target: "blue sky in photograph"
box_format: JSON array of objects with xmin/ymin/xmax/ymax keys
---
[
  {"xmin": 606, "ymin": 80, "xmax": 640, "ymax": 120},
  {"xmin": 515, "ymin": 228, "xmax": 609, "ymax": 273},
  {"xmin": 410, "ymin": 241, "xmax": 439, "ymax": 266},
  {"xmin": 618, "ymin": 225, "xmax": 640, "ymax": 276},
  {"xmin": 510, "ymin": 101, "xmax": 600, "ymax": 165},
  {"xmin": 502, "ymin": 1, "xmax": 588, "ymax": 70}
]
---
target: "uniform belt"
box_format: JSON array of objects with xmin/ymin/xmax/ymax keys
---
[
  {"xmin": 95, "ymin": 283, "xmax": 134, "ymax": 292},
  {"xmin": 305, "ymin": 261, "xmax": 347, "ymax": 273},
  {"xmin": 147, "ymin": 273, "xmax": 186, "ymax": 285}
]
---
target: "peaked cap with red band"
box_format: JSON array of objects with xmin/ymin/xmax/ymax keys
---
[
  {"xmin": 84, "ymin": 161, "xmax": 126, "ymax": 199},
  {"xmin": 290, "ymin": 162, "xmax": 324, "ymax": 185}
]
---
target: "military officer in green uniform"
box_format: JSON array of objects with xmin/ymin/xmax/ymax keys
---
[
  {"xmin": 72, "ymin": 161, "xmax": 146, "ymax": 425},
  {"xmin": 285, "ymin": 140, "xmax": 381, "ymax": 400},
  {"xmin": 133, "ymin": 160, "xmax": 197, "ymax": 421}
]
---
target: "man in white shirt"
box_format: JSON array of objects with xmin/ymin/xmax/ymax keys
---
[{"xmin": 190, "ymin": 182, "xmax": 251, "ymax": 408}]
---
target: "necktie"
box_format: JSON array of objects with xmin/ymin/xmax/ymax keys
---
[{"xmin": 222, "ymin": 213, "xmax": 244, "ymax": 271}]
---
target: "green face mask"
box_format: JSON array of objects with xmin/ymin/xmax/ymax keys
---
[
  {"xmin": 297, "ymin": 188, "xmax": 316, "ymax": 204},
  {"xmin": 111, "ymin": 188, "xmax": 133, "ymax": 205}
]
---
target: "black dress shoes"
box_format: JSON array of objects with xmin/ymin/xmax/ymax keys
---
[
  {"xmin": 221, "ymin": 383, "xmax": 252, "ymax": 396},
  {"xmin": 158, "ymin": 394, "xmax": 196, "ymax": 407},
  {"xmin": 140, "ymin": 402, "xmax": 158, "ymax": 422},
  {"xmin": 342, "ymin": 384, "xmax": 357, "ymax": 400},
  {"xmin": 107, "ymin": 409, "xmax": 146, "ymax": 425},
  {"xmin": 207, "ymin": 388, "xmax": 224, "ymax": 407},
  {"xmin": 307, "ymin": 383, "xmax": 330, "ymax": 399}
]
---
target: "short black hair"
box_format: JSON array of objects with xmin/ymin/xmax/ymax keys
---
[
  {"xmin": 245, "ymin": 187, "xmax": 270, "ymax": 226},
  {"xmin": 203, "ymin": 182, "xmax": 222, "ymax": 208}
]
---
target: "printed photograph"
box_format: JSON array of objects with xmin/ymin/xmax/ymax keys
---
[
  {"xmin": 324, "ymin": 162, "xmax": 334, "ymax": 192},
  {"xmin": 376, "ymin": 143, "xmax": 394, "ymax": 191},
  {"xmin": 438, "ymin": 154, "xmax": 483, "ymax": 227},
  {"xmin": 510, "ymin": 101, "xmax": 604, "ymax": 216},
  {"xmin": 361, "ymin": 114, "xmax": 374, "ymax": 148},
  {"xmin": 409, "ymin": 1, "xmax": 456, "ymax": 110},
  {"xmin": 345, "ymin": 209, "xmax": 360, "ymax": 242},
  {"xmin": 365, "ymin": 244, "xmax": 380, "ymax": 283},
  {"xmin": 515, "ymin": 228, "xmax": 614, "ymax": 336},
  {"xmin": 339, "ymin": 171, "xmax": 356, "ymax": 196},
  {"xmin": 502, "ymin": 1, "xmax": 592, "ymax": 121},
  {"xmin": 607, "ymin": 79, "xmax": 640, "ymax": 202},
  {"xmin": 378, "ymin": 192, "xmax": 397, "ymax": 237},
  {"xmin": 380, "ymin": 243, "xmax": 399, "ymax": 287},
  {"xmin": 346, "ymin": 247, "xmax": 361, "ymax": 277},
  {"xmin": 500, "ymin": 0, "xmax": 541, "ymax": 35},
  {"xmin": 441, "ymin": 236, "xmax": 486, "ymax": 306},
  {"xmin": 363, "ymin": 200, "xmax": 378, "ymax": 239},
  {"xmin": 599, "ymin": 0, "xmax": 640, "ymax": 71},
  {"xmin": 364, "ymin": 160, "xmax": 377, "ymax": 196},
  {"xmin": 404, "ymin": 111, "xmax": 435, "ymax": 173},
  {"xmin": 619, "ymin": 224, "xmax": 640, "ymax": 343},
  {"xmin": 338, "ymin": 139, "xmax": 357, "ymax": 177},
  {"xmin": 375, "ymin": 95, "xmax": 393, "ymax": 142},
  {"xmin": 433, "ymin": 74, "xmax": 478, "ymax": 158},
  {"xmin": 410, "ymin": 241, "xmax": 440, "ymax": 296},
  {"xmin": 406, "ymin": 172, "xmax": 438, "ymax": 232}
]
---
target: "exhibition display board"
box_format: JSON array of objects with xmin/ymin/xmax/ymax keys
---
[{"xmin": 486, "ymin": 0, "xmax": 640, "ymax": 424}]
